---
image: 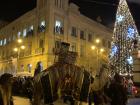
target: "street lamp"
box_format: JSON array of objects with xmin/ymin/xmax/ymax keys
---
[
  {"xmin": 13, "ymin": 39, "xmax": 25, "ymax": 72},
  {"xmin": 91, "ymin": 45, "xmax": 105, "ymax": 75},
  {"xmin": 95, "ymin": 39, "xmax": 100, "ymax": 44},
  {"xmin": 17, "ymin": 39, "xmax": 22, "ymax": 43},
  {"xmin": 100, "ymin": 48, "xmax": 105, "ymax": 53},
  {"xmin": 13, "ymin": 45, "xmax": 25, "ymax": 59},
  {"xmin": 91, "ymin": 44, "xmax": 105, "ymax": 90}
]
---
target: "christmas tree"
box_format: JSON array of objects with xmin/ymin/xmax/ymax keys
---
[{"xmin": 110, "ymin": 0, "xmax": 139, "ymax": 76}]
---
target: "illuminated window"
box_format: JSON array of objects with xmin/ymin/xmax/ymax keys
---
[
  {"xmin": 55, "ymin": 20, "xmax": 61, "ymax": 27},
  {"xmin": 18, "ymin": 31, "xmax": 21, "ymax": 38},
  {"xmin": 23, "ymin": 29, "xmax": 27, "ymax": 37},
  {"xmin": 41, "ymin": 21, "xmax": 45, "ymax": 26},
  {"xmin": 30, "ymin": 25, "xmax": 33, "ymax": 30},
  {"xmin": 55, "ymin": 20, "xmax": 63, "ymax": 34},
  {"xmin": 3, "ymin": 38, "xmax": 7, "ymax": 45},
  {"xmin": 28, "ymin": 25, "xmax": 34, "ymax": 35},
  {"xmin": 0, "ymin": 40, "xmax": 2, "ymax": 46},
  {"xmin": 38, "ymin": 20, "xmax": 46, "ymax": 32},
  {"xmin": 1, "ymin": 40, "xmax": 3, "ymax": 46},
  {"xmin": 27, "ymin": 64, "xmax": 32, "ymax": 73}
]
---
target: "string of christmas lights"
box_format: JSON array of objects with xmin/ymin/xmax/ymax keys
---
[{"xmin": 109, "ymin": 0, "xmax": 139, "ymax": 76}]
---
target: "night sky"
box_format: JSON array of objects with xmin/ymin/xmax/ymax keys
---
[{"xmin": 0, "ymin": 0, "xmax": 140, "ymax": 31}]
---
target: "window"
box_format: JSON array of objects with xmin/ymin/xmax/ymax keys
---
[
  {"xmin": 55, "ymin": 40, "xmax": 61, "ymax": 49},
  {"xmin": 30, "ymin": 25, "xmax": 34, "ymax": 30},
  {"xmin": 23, "ymin": 29, "xmax": 27, "ymax": 37},
  {"xmin": 71, "ymin": 43, "xmax": 77, "ymax": 52},
  {"xmin": 27, "ymin": 64, "xmax": 32, "ymax": 73},
  {"xmin": 55, "ymin": 0, "xmax": 63, "ymax": 8},
  {"xmin": 3, "ymin": 38, "xmax": 7, "ymax": 45},
  {"xmin": 80, "ymin": 45, "xmax": 85, "ymax": 57},
  {"xmin": 8, "ymin": 37, "xmax": 11, "ymax": 43},
  {"xmin": 0, "ymin": 40, "xmax": 2, "ymax": 46},
  {"xmin": 88, "ymin": 34, "xmax": 92, "ymax": 42},
  {"xmin": 41, "ymin": 21, "xmax": 45, "ymax": 26},
  {"xmin": 60, "ymin": 0, "xmax": 63, "ymax": 8},
  {"xmin": 39, "ymin": 39, "xmax": 44, "ymax": 48},
  {"xmin": 27, "ymin": 43, "xmax": 32, "ymax": 55},
  {"xmin": 71, "ymin": 27, "xmax": 77, "ymax": 37},
  {"xmin": 38, "ymin": 20, "xmax": 46, "ymax": 32},
  {"xmin": 18, "ymin": 31, "xmax": 21, "ymax": 38},
  {"xmin": 1, "ymin": 40, "xmax": 3, "ymax": 46},
  {"xmin": 80, "ymin": 30, "xmax": 85, "ymax": 40},
  {"xmin": 38, "ymin": 0, "xmax": 43, "ymax": 9},
  {"xmin": 55, "ymin": 20, "xmax": 64, "ymax": 34},
  {"xmin": 55, "ymin": 0, "xmax": 58, "ymax": 7},
  {"xmin": 27, "ymin": 25, "xmax": 34, "ymax": 35},
  {"xmin": 12, "ymin": 35, "xmax": 16, "ymax": 41}
]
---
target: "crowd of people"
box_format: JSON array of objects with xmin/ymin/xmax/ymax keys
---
[
  {"xmin": 89, "ymin": 73, "xmax": 129, "ymax": 105},
  {"xmin": 0, "ymin": 61, "xmax": 135, "ymax": 105}
]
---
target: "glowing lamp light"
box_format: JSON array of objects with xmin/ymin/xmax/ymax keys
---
[
  {"xmin": 91, "ymin": 46, "xmax": 96, "ymax": 50},
  {"xmin": 14, "ymin": 48, "xmax": 18, "ymax": 52},
  {"xmin": 127, "ymin": 56, "xmax": 133, "ymax": 65},
  {"xmin": 21, "ymin": 45, "xmax": 25, "ymax": 50},
  {"xmin": 95, "ymin": 39, "xmax": 100, "ymax": 44},
  {"xmin": 17, "ymin": 39, "xmax": 22, "ymax": 43},
  {"xmin": 100, "ymin": 48, "xmax": 104, "ymax": 52},
  {"xmin": 116, "ymin": 15, "xmax": 124, "ymax": 22}
]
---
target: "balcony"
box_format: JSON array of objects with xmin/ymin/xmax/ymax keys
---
[{"xmin": 35, "ymin": 48, "xmax": 44, "ymax": 55}]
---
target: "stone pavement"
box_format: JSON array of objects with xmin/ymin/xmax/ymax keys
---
[
  {"xmin": 127, "ymin": 98, "xmax": 140, "ymax": 105},
  {"xmin": 13, "ymin": 96, "xmax": 31, "ymax": 105}
]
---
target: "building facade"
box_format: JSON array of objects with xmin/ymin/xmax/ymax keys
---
[
  {"xmin": 0, "ymin": 0, "xmax": 112, "ymax": 76},
  {"xmin": 133, "ymin": 37, "xmax": 140, "ymax": 85}
]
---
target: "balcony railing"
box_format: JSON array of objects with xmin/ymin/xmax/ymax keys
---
[{"xmin": 35, "ymin": 48, "xmax": 44, "ymax": 55}]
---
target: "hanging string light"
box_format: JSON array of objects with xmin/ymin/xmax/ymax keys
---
[{"xmin": 109, "ymin": 0, "xmax": 139, "ymax": 76}]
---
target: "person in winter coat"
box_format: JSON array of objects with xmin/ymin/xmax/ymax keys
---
[
  {"xmin": 108, "ymin": 73, "xmax": 128, "ymax": 105},
  {"xmin": 34, "ymin": 61, "xmax": 43, "ymax": 77}
]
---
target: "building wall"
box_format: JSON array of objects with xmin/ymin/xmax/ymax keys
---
[
  {"xmin": 133, "ymin": 41, "xmax": 140, "ymax": 85},
  {"xmin": 0, "ymin": 0, "xmax": 112, "ymax": 76}
]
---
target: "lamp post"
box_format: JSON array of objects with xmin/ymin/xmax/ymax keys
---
[
  {"xmin": 91, "ymin": 39, "xmax": 105, "ymax": 76},
  {"xmin": 13, "ymin": 39, "xmax": 25, "ymax": 72},
  {"xmin": 91, "ymin": 41, "xmax": 105, "ymax": 90}
]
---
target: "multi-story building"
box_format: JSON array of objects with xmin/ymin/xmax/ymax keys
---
[
  {"xmin": 133, "ymin": 37, "xmax": 140, "ymax": 85},
  {"xmin": 0, "ymin": 0, "xmax": 112, "ymax": 75}
]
